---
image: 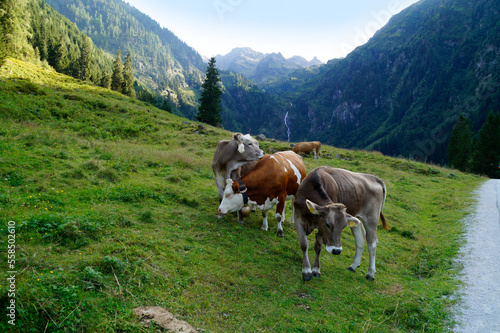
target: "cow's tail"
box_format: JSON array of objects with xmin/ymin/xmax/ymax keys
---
[
  {"xmin": 379, "ymin": 179, "xmax": 391, "ymax": 230},
  {"xmin": 380, "ymin": 212, "xmax": 390, "ymax": 230}
]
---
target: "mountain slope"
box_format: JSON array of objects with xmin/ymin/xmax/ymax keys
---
[
  {"xmin": 0, "ymin": 57, "xmax": 484, "ymax": 333},
  {"xmin": 257, "ymin": 0, "xmax": 500, "ymax": 164},
  {"xmin": 43, "ymin": 0, "xmax": 284, "ymax": 127},
  {"xmin": 45, "ymin": 0, "xmax": 206, "ymax": 117}
]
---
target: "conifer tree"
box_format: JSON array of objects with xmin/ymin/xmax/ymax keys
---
[
  {"xmin": 448, "ymin": 114, "xmax": 472, "ymax": 171},
  {"xmin": 471, "ymin": 111, "xmax": 500, "ymax": 178},
  {"xmin": 54, "ymin": 36, "xmax": 69, "ymax": 73},
  {"xmin": 122, "ymin": 49, "xmax": 135, "ymax": 98},
  {"xmin": 0, "ymin": 0, "xmax": 33, "ymax": 59},
  {"xmin": 111, "ymin": 48, "xmax": 123, "ymax": 93},
  {"xmin": 197, "ymin": 57, "xmax": 222, "ymax": 126},
  {"xmin": 79, "ymin": 36, "xmax": 91, "ymax": 81},
  {"xmin": 101, "ymin": 71, "xmax": 111, "ymax": 89},
  {"xmin": 0, "ymin": 25, "xmax": 6, "ymax": 67}
]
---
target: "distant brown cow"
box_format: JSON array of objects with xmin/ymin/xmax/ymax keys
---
[{"xmin": 292, "ymin": 141, "xmax": 321, "ymax": 160}]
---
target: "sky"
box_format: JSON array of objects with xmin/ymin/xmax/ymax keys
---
[{"xmin": 124, "ymin": 0, "xmax": 421, "ymax": 63}]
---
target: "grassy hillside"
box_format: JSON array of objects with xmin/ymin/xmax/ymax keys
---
[{"xmin": 0, "ymin": 59, "xmax": 484, "ymax": 332}]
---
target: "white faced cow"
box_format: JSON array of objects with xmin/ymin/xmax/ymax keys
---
[
  {"xmin": 292, "ymin": 141, "xmax": 321, "ymax": 160},
  {"xmin": 293, "ymin": 166, "xmax": 389, "ymax": 281},
  {"xmin": 212, "ymin": 133, "xmax": 264, "ymax": 205},
  {"xmin": 218, "ymin": 151, "xmax": 306, "ymax": 237}
]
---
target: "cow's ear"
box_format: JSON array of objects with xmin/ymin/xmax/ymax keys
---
[
  {"xmin": 306, "ymin": 200, "xmax": 321, "ymax": 215},
  {"xmin": 232, "ymin": 181, "xmax": 241, "ymax": 194},
  {"xmin": 233, "ymin": 133, "xmax": 243, "ymax": 141},
  {"xmin": 346, "ymin": 214, "xmax": 361, "ymax": 228}
]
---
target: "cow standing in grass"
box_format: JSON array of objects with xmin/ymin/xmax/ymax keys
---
[
  {"xmin": 212, "ymin": 133, "xmax": 264, "ymax": 219},
  {"xmin": 293, "ymin": 166, "xmax": 389, "ymax": 281},
  {"xmin": 218, "ymin": 151, "xmax": 306, "ymax": 237},
  {"xmin": 292, "ymin": 141, "xmax": 321, "ymax": 160}
]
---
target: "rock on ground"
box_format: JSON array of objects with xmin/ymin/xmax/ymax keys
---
[{"xmin": 133, "ymin": 306, "xmax": 197, "ymax": 332}]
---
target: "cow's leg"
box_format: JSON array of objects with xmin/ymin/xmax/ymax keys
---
[
  {"xmin": 313, "ymin": 148, "xmax": 318, "ymax": 161},
  {"xmin": 294, "ymin": 215, "xmax": 312, "ymax": 281},
  {"xmin": 313, "ymin": 232, "xmax": 323, "ymax": 277},
  {"xmin": 274, "ymin": 196, "xmax": 286, "ymax": 237},
  {"xmin": 364, "ymin": 215, "xmax": 379, "ymax": 280},
  {"xmin": 261, "ymin": 210, "xmax": 269, "ymax": 231},
  {"xmin": 237, "ymin": 210, "xmax": 245, "ymax": 224},
  {"xmin": 348, "ymin": 218, "xmax": 366, "ymax": 273}
]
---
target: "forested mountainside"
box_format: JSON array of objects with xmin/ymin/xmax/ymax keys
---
[
  {"xmin": 12, "ymin": 0, "xmax": 499, "ymax": 165},
  {"xmin": 44, "ymin": 0, "xmax": 205, "ymax": 117},
  {"xmin": 269, "ymin": 0, "xmax": 500, "ymax": 164},
  {"xmin": 27, "ymin": 0, "xmax": 113, "ymax": 83},
  {"xmin": 44, "ymin": 0, "xmax": 281, "ymax": 123}
]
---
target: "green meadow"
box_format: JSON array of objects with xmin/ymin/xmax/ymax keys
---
[{"xmin": 0, "ymin": 58, "xmax": 484, "ymax": 332}]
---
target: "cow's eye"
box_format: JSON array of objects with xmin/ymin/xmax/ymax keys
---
[
  {"xmin": 325, "ymin": 222, "xmax": 332, "ymax": 230},
  {"xmin": 248, "ymin": 143, "xmax": 252, "ymax": 146},
  {"xmin": 225, "ymin": 193, "xmax": 231, "ymax": 198}
]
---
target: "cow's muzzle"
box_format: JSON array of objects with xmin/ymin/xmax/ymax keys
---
[{"xmin": 326, "ymin": 245, "xmax": 342, "ymax": 255}]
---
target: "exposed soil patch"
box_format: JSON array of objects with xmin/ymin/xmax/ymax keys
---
[{"xmin": 133, "ymin": 306, "xmax": 197, "ymax": 332}]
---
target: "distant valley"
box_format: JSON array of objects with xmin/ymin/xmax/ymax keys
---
[
  {"xmin": 14, "ymin": 0, "xmax": 500, "ymax": 166},
  {"xmin": 215, "ymin": 47, "xmax": 323, "ymax": 84}
]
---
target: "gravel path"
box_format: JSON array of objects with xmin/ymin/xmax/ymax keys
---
[{"xmin": 452, "ymin": 179, "xmax": 500, "ymax": 332}]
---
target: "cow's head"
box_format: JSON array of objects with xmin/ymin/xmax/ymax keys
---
[
  {"xmin": 305, "ymin": 200, "xmax": 361, "ymax": 255},
  {"xmin": 233, "ymin": 133, "xmax": 264, "ymax": 160},
  {"xmin": 218, "ymin": 179, "xmax": 245, "ymax": 215}
]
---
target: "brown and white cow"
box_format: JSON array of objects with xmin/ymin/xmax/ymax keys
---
[
  {"xmin": 212, "ymin": 133, "xmax": 264, "ymax": 205},
  {"xmin": 218, "ymin": 151, "xmax": 306, "ymax": 237},
  {"xmin": 292, "ymin": 141, "xmax": 321, "ymax": 160},
  {"xmin": 293, "ymin": 166, "xmax": 389, "ymax": 281}
]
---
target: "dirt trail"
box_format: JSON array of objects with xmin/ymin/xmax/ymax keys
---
[{"xmin": 452, "ymin": 179, "xmax": 500, "ymax": 332}]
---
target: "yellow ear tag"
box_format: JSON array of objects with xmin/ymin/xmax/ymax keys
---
[
  {"xmin": 308, "ymin": 205, "xmax": 314, "ymax": 213},
  {"xmin": 349, "ymin": 220, "xmax": 357, "ymax": 227}
]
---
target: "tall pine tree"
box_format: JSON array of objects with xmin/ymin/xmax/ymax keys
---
[
  {"xmin": 471, "ymin": 111, "xmax": 500, "ymax": 178},
  {"xmin": 54, "ymin": 36, "xmax": 69, "ymax": 73},
  {"xmin": 448, "ymin": 114, "xmax": 472, "ymax": 171},
  {"xmin": 111, "ymin": 48, "xmax": 123, "ymax": 93},
  {"xmin": 79, "ymin": 36, "xmax": 91, "ymax": 81},
  {"xmin": 0, "ymin": 24, "xmax": 6, "ymax": 67},
  {"xmin": 101, "ymin": 71, "xmax": 111, "ymax": 89},
  {"xmin": 0, "ymin": 0, "xmax": 33, "ymax": 59},
  {"xmin": 122, "ymin": 49, "xmax": 135, "ymax": 98},
  {"xmin": 197, "ymin": 57, "xmax": 222, "ymax": 126}
]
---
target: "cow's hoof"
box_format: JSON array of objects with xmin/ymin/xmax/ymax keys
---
[
  {"xmin": 365, "ymin": 274, "xmax": 375, "ymax": 281},
  {"xmin": 347, "ymin": 266, "xmax": 356, "ymax": 272},
  {"xmin": 277, "ymin": 230, "xmax": 284, "ymax": 238},
  {"xmin": 302, "ymin": 273, "xmax": 312, "ymax": 281},
  {"xmin": 312, "ymin": 272, "xmax": 321, "ymax": 278}
]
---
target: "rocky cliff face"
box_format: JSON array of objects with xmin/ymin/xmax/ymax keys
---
[{"xmin": 278, "ymin": 0, "xmax": 500, "ymax": 164}]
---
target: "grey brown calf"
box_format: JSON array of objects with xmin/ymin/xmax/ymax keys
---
[{"xmin": 293, "ymin": 167, "xmax": 389, "ymax": 281}]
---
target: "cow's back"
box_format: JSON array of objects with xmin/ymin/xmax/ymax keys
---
[
  {"xmin": 242, "ymin": 151, "xmax": 306, "ymax": 205},
  {"xmin": 297, "ymin": 167, "xmax": 385, "ymax": 216},
  {"xmin": 212, "ymin": 139, "xmax": 232, "ymax": 170}
]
